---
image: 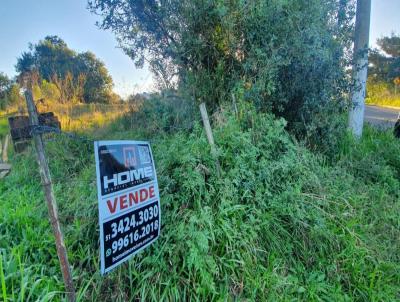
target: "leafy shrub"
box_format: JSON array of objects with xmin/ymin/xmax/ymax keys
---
[
  {"xmin": 41, "ymin": 80, "xmax": 61, "ymax": 103},
  {"xmin": 0, "ymin": 83, "xmax": 24, "ymax": 111},
  {"xmin": 117, "ymin": 94, "xmax": 198, "ymax": 137}
]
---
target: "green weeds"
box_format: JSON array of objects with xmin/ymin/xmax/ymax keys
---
[{"xmin": 0, "ymin": 107, "xmax": 399, "ymax": 301}]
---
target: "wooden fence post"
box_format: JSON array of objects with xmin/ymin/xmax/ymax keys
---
[
  {"xmin": 199, "ymin": 102, "xmax": 221, "ymax": 177},
  {"xmin": 2, "ymin": 134, "xmax": 10, "ymax": 162},
  {"xmin": 231, "ymin": 93, "xmax": 238, "ymax": 117},
  {"xmin": 24, "ymin": 89, "xmax": 76, "ymax": 302}
]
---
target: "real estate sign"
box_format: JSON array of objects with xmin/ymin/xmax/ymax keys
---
[{"xmin": 94, "ymin": 140, "xmax": 161, "ymax": 274}]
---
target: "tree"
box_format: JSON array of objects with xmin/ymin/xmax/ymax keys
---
[
  {"xmin": 378, "ymin": 35, "xmax": 400, "ymax": 57},
  {"xmin": 7, "ymin": 84, "xmax": 24, "ymax": 110},
  {"xmin": 40, "ymin": 79, "xmax": 61, "ymax": 103},
  {"xmin": 76, "ymin": 52, "xmax": 113, "ymax": 103},
  {"xmin": 16, "ymin": 36, "xmax": 115, "ymax": 103},
  {"xmin": 0, "ymin": 72, "xmax": 24, "ymax": 110},
  {"xmin": 51, "ymin": 72, "xmax": 86, "ymax": 103},
  {"xmin": 369, "ymin": 34, "xmax": 400, "ymax": 82},
  {"xmin": 16, "ymin": 36, "xmax": 75, "ymax": 80},
  {"xmin": 89, "ymin": 0, "xmax": 354, "ymax": 149},
  {"xmin": 0, "ymin": 72, "xmax": 11, "ymax": 99},
  {"xmin": 0, "ymin": 72, "xmax": 11, "ymax": 109}
]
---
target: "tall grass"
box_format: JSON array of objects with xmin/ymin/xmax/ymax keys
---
[
  {"xmin": 0, "ymin": 101, "xmax": 399, "ymax": 300},
  {"xmin": 0, "ymin": 115, "xmax": 9, "ymax": 139},
  {"xmin": 39, "ymin": 102, "xmax": 135, "ymax": 132},
  {"xmin": 366, "ymin": 80, "xmax": 400, "ymax": 108},
  {"xmin": 0, "ymin": 102, "xmax": 135, "ymax": 134}
]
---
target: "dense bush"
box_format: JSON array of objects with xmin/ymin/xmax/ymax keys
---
[
  {"xmin": 89, "ymin": 0, "xmax": 354, "ymax": 147},
  {"xmin": 117, "ymin": 93, "xmax": 198, "ymax": 136},
  {"xmin": 0, "ymin": 84, "xmax": 24, "ymax": 111},
  {"xmin": 39, "ymin": 80, "xmax": 62, "ymax": 103},
  {"xmin": 0, "ymin": 73, "xmax": 24, "ymax": 110}
]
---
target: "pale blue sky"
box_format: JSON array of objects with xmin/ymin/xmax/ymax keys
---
[
  {"xmin": 370, "ymin": 0, "xmax": 400, "ymax": 46},
  {"xmin": 0, "ymin": 0, "xmax": 152, "ymax": 97},
  {"xmin": 0, "ymin": 0, "xmax": 399, "ymax": 97}
]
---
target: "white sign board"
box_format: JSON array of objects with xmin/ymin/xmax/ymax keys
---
[{"xmin": 94, "ymin": 140, "xmax": 161, "ymax": 274}]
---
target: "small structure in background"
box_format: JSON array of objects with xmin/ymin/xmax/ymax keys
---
[{"xmin": 8, "ymin": 112, "xmax": 61, "ymax": 152}]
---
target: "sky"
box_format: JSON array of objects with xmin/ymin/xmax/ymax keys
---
[
  {"xmin": 0, "ymin": 0, "xmax": 399, "ymax": 98},
  {"xmin": 370, "ymin": 0, "xmax": 400, "ymax": 47},
  {"xmin": 0, "ymin": 0, "xmax": 153, "ymax": 98}
]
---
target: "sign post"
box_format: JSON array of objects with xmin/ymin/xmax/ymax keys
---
[{"xmin": 94, "ymin": 140, "xmax": 161, "ymax": 274}]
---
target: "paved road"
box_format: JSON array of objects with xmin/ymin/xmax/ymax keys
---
[{"xmin": 364, "ymin": 105, "xmax": 399, "ymax": 128}]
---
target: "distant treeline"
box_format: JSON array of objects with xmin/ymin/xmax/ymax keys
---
[
  {"xmin": 0, "ymin": 36, "xmax": 121, "ymax": 110},
  {"xmin": 0, "ymin": 72, "xmax": 24, "ymax": 110}
]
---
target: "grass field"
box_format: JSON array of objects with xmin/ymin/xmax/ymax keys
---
[
  {"xmin": 35, "ymin": 102, "xmax": 135, "ymax": 132},
  {"xmin": 0, "ymin": 101, "xmax": 399, "ymax": 301},
  {"xmin": 1, "ymin": 102, "xmax": 134, "ymax": 133},
  {"xmin": 366, "ymin": 96, "xmax": 400, "ymax": 108},
  {"xmin": 366, "ymin": 81, "xmax": 400, "ymax": 108}
]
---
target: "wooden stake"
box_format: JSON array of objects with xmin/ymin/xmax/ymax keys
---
[
  {"xmin": 2, "ymin": 134, "xmax": 10, "ymax": 162},
  {"xmin": 199, "ymin": 102, "xmax": 221, "ymax": 177},
  {"xmin": 231, "ymin": 93, "xmax": 238, "ymax": 117},
  {"xmin": 24, "ymin": 90, "xmax": 76, "ymax": 302}
]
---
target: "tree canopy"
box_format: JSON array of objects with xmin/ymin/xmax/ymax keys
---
[
  {"xmin": 378, "ymin": 35, "xmax": 400, "ymax": 58},
  {"xmin": 0, "ymin": 72, "xmax": 11, "ymax": 100},
  {"xmin": 0, "ymin": 72, "xmax": 24, "ymax": 110},
  {"xmin": 89, "ymin": 0, "xmax": 354, "ymax": 147},
  {"xmin": 16, "ymin": 36, "xmax": 116, "ymax": 103},
  {"xmin": 369, "ymin": 34, "xmax": 400, "ymax": 83}
]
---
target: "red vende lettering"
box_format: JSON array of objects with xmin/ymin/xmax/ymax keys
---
[
  {"xmin": 149, "ymin": 186, "xmax": 155, "ymax": 198},
  {"xmin": 140, "ymin": 188, "xmax": 148, "ymax": 202},
  {"xmin": 129, "ymin": 191, "xmax": 139, "ymax": 206},
  {"xmin": 120, "ymin": 195, "xmax": 128, "ymax": 210},
  {"xmin": 106, "ymin": 185, "xmax": 156, "ymax": 214},
  {"xmin": 106, "ymin": 197, "xmax": 118, "ymax": 214}
]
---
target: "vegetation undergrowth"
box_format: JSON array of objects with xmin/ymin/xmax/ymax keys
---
[
  {"xmin": 0, "ymin": 101, "xmax": 399, "ymax": 301},
  {"xmin": 366, "ymin": 80, "xmax": 400, "ymax": 108},
  {"xmin": 0, "ymin": 116, "xmax": 8, "ymax": 140}
]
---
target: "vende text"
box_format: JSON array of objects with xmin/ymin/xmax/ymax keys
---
[{"xmin": 106, "ymin": 185, "xmax": 156, "ymax": 214}]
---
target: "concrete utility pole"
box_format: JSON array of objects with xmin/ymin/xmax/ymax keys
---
[{"xmin": 348, "ymin": 0, "xmax": 372, "ymax": 138}]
